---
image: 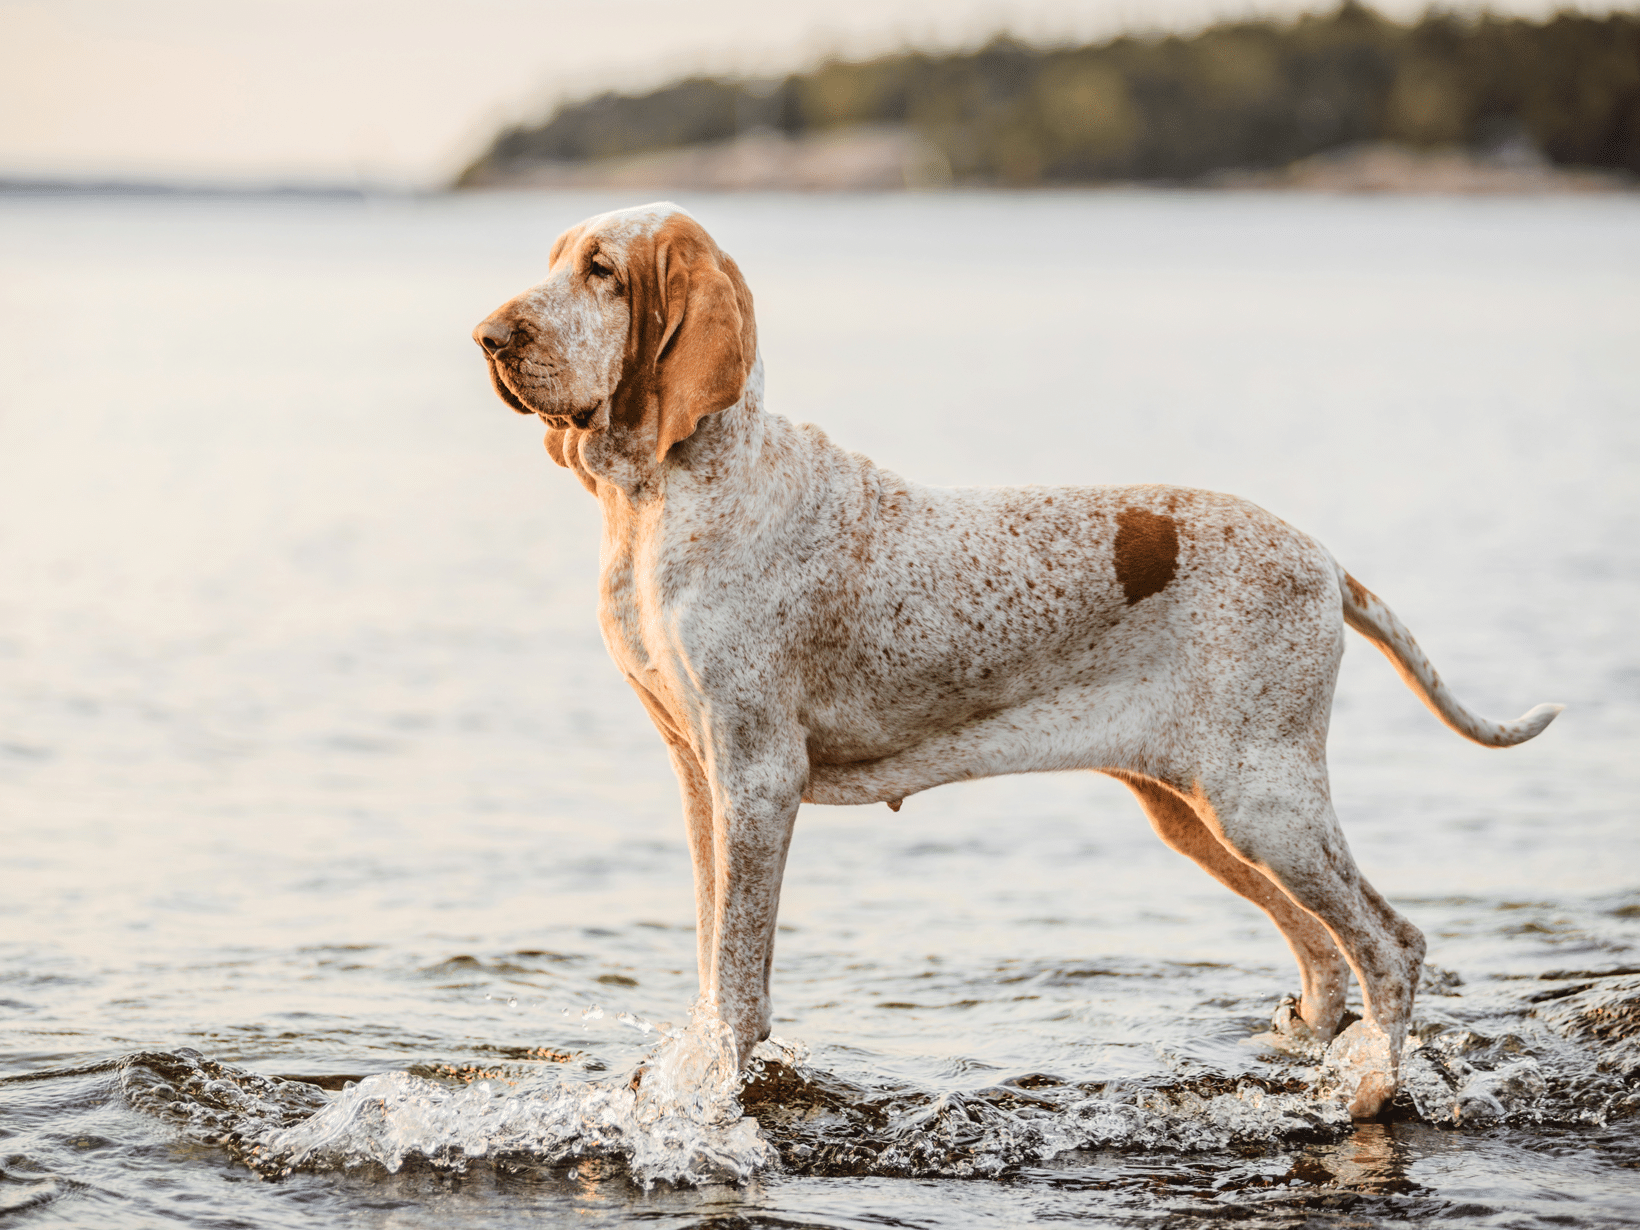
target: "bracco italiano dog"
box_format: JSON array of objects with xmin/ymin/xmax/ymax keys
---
[{"xmin": 472, "ymin": 203, "xmax": 1561, "ymax": 1119}]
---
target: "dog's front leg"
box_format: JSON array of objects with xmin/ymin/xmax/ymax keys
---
[
  {"xmin": 626, "ymin": 677, "xmax": 725, "ymax": 995},
  {"xmin": 701, "ymin": 748, "xmax": 805, "ymax": 1067},
  {"xmin": 659, "ymin": 735, "xmax": 718, "ymax": 991}
]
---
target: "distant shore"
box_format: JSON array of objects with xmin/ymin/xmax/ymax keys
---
[
  {"xmin": 457, "ymin": 129, "xmax": 1633, "ymax": 195},
  {"xmin": 458, "ymin": 8, "xmax": 1640, "ymax": 195}
]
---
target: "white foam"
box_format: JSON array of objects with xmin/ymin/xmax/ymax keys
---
[{"xmin": 252, "ymin": 1016, "xmax": 772, "ymax": 1187}]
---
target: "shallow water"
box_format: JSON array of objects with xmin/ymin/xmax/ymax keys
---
[{"xmin": 1, "ymin": 189, "xmax": 1638, "ymax": 1227}]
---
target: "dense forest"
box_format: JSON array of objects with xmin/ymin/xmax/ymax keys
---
[{"xmin": 458, "ymin": 4, "xmax": 1640, "ymax": 186}]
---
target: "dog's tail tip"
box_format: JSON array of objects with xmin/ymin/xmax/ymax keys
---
[{"xmin": 1492, "ymin": 701, "xmax": 1564, "ymax": 747}]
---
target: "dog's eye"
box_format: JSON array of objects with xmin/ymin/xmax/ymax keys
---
[{"xmin": 588, "ymin": 256, "xmax": 614, "ymax": 280}]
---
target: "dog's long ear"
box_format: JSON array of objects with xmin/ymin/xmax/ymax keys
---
[{"xmin": 646, "ymin": 219, "xmax": 756, "ymax": 462}]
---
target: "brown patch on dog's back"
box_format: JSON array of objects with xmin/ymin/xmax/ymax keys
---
[{"xmin": 1114, "ymin": 508, "xmax": 1179, "ymax": 606}]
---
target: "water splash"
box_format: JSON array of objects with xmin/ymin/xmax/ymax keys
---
[
  {"xmin": 258, "ymin": 1010, "xmax": 765, "ymax": 1186},
  {"xmin": 114, "ymin": 972, "xmax": 1639, "ymax": 1188},
  {"xmin": 1397, "ymin": 972, "xmax": 1640, "ymax": 1127},
  {"xmin": 738, "ymin": 1055, "xmax": 1350, "ymax": 1178}
]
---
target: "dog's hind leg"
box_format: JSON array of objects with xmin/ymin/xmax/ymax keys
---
[
  {"xmin": 1119, "ymin": 774, "xmax": 1351, "ymax": 1040},
  {"xmin": 1202, "ymin": 766, "xmax": 1426, "ymax": 1119}
]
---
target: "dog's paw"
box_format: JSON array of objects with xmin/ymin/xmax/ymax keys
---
[
  {"xmin": 1320, "ymin": 1019, "xmax": 1396, "ymax": 1120},
  {"xmin": 1272, "ymin": 994, "xmax": 1320, "ymax": 1039},
  {"xmin": 630, "ymin": 1015, "xmax": 742, "ymax": 1114},
  {"xmin": 1246, "ymin": 994, "xmax": 1329, "ymax": 1058},
  {"xmin": 1347, "ymin": 1071, "xmax": 1395, "ymax": 1121}
]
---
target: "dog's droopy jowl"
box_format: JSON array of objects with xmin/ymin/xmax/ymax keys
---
[{"xmin": 472, "ymin": 203, "xmax": 1561, "ymax": 1120}]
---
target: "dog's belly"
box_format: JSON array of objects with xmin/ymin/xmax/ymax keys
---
[
  {"xmin": 799, "ymin": 638, "xmax": 1113, "ymax": 768},
  {"xmin": 800, "ymin": 676, "xmax": 1174, "ymax": 805},
  {"xmin": 796, "ymin": 597, "xmax": 1187, "ymax": 799}
]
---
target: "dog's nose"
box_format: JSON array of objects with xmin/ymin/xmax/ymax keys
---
[{"xmin": 473, "ymin": 319, "xmax": 513, "ymax": 355}]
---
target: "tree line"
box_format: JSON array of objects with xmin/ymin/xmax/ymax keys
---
[{"xmin": 459, "ymin": 4, "xmax": 1640, "ymax": 186}]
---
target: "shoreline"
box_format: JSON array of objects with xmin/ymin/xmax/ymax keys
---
[{"xmin": 6, "ymin": 140, "xmax": 1633, "ymax": 201}]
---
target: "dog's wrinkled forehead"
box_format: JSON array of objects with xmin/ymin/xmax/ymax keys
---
[{"xmin": 553, "ymin": 201, "xmax": 691, "ymax": 269}]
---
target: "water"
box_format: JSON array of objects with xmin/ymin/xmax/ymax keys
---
[{"xmin": 1, "ymin": 189, "xmax": 1637, "ymax": 1227}]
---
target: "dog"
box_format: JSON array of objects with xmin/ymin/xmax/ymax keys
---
[{"xmin": 472, "ymin": 203, "xmax": 1560, "ymax": 1119}]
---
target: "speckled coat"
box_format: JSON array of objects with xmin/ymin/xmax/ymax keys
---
[{"xmin": 473, "ymin": 204, "xmax": 1560, "ymax": 1119}]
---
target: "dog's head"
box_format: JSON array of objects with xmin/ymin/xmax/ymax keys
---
[{"xmin": 472, "ymin": 203, "xmax": 756, "ymax": 474}]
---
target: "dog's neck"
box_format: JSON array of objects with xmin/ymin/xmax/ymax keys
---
[{"xmin": 558, "ymin": 358, "xmax": 782, "ymax": 510}]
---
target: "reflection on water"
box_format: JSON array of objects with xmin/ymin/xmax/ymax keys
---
[
  {"xmin": 1290, "ymin": 1123, "xmax": 1424, "ymax": 1195},
  {"xmin": 0, "ymin": 189, "xmax": 1638, "ymax": 1228}
]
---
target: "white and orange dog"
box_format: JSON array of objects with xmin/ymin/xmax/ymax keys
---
[{"xmin": 473, "ymin": 204, "xmax": 1560, "ymax": 1118}]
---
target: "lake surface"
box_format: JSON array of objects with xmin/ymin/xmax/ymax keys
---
[{"xmin": 1, "ymin": 189, "xmax": 1637, "ymax": 1228}]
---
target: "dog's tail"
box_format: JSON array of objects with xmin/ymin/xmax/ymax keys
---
[{"xmin": 1334, "ymin": 560, "xmax": 1563, "ymax": 748}]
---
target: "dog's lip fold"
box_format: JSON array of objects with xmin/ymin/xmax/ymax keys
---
[
  {"xmin": 487, "ymin": 356, "xmax": 599, "ymax": 428},
  {"xmin": 537, "ymin": 405, "xmax": 600, "ymax": 430},
  {"xmin": 486, "ymin": 358, "xmax": 536, "ymax": 416}
]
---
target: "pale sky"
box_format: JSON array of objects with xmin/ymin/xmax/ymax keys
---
[{"xmin": 0, "ymin": 0, "xmax": 1616, "ymax": 187}]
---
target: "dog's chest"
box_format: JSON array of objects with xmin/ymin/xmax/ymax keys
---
[
  {"xmin": 593, "ymin": 497, "xmax": 752, "ymax": 729},
  {"xmin": 595, "ymin": 508, "xmax": 666, "ymax": 677}
]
